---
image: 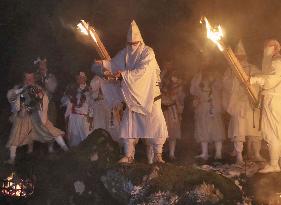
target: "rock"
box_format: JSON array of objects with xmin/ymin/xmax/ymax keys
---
[
  {"xmin": 101, "ymin": 164, "xmax": 243, "ymax": 205},
  {"xmin": 15, "ymin": 129, "xmax": 120, "ymax": 205},
  {"xmin": 72, "ymin": 129, "xmax": 120, "ymax": 170}
]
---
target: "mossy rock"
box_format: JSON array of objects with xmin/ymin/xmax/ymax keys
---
[
  {"xmin": 101, "ymin": 163, "xmax": 243, "ymax": 205},
  {"xmin": 0, "ymin": 129, "xmax": 120, "ymax": 205},
  {"xmin": 70, "ymin": 129, "xmax": 121, "ymax": 170}
]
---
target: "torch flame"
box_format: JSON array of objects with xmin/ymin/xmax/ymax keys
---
[
  {"xmin": 77, "ymin": 20, "xmax": 98, "ymax": 43},
  {"xmin": 201, "ymin": 17, "xmax": 224, "ymax": 51},
  {"xmin": 77, "ymin": 23, "xmax": 88, "ymax": 35}
]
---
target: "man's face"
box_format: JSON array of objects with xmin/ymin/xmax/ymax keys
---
[
  {"xmin": 24, "ymin": 73, "xmax": 35, "ymax": 86},
  {"xmin": 127, "ymin": 41, "xmax": 140, "ymax": 50}
]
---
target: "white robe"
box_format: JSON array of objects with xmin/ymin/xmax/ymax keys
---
[
  {"xmin": 223, "ymin": 64, "xmax": 261, "ymax": 141},
  {"xmin": 90, "ymin": 76, "xmax": 108, "ymax": 130},
  {"xmin": 250, "ymin": 58, "xmax": 281, "ymax": 147},
  {"xmin": 190, "ymin": 71, "xmax": 225, "ymax": 143},
  {"xmin": 65, "ymin": 86, "xmax": 93, "ymax": 146},
  {"xmin": 90, "ymin": 76, "xmax": 121, "ymax": 142},
  {"xmin": 102, "ymin": 44, "xmax": 168, "ymax": 139}
]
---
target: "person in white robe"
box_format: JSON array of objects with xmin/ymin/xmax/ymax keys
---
[
  {"xmin": 161, "ymin": 65, "xmax": 185, "ymax": 160},
  {"xmin": 222, "ymin": 41, "xmax": 264, "ymax": 164},
  {"xmin": 250, "ymin": 39, "xmax": 281, "ymax": 173},
  {"xmin": 190, "ymin": 65, "xmax": 225, "ymax": 160},
  {"xmin": 89, "ymin": 75, "xmax": 122, "ymax": 144},
  {"xmin": 96, "ymin": 20, "xmax": 168, "ymax": 164},
  {"xmin": 64, "ymin": 72, "xmax": 93, "ymax": 147}
]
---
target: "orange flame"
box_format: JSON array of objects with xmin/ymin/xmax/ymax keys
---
[
  {"xmin": 77, "ymin": 20, "xmax": 98, "ymax": 43},
  {"xmin": 2, "ymin": 172, "xmax": 28, "ymax": 197},
  {"xmin": 201, "ymin": 17, "xmax": 224, "ymax": 51}
]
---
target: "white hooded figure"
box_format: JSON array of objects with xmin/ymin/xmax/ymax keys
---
[
  {"xmin": 222, "ymin": 41, "xmax": 263, "ymax": 164},
  {"xmin": 99, "ymin": 20, "xmax": 168, "ymax": 164},
  {"xmin": 190, "ymin": 66, "xmax": 225, "ymax": 160},
  {"xmin": 250, "ymin": 39, "xmax": 281, "ymax": 173}
]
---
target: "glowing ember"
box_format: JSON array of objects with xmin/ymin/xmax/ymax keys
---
[
  {"xmin": 77, "ymin": 20, "xmax": 98, "ymax": 43},
  {"xmin": 1, "ymin": 172, "xmax": 34, "ymax": 198},
  {"xmin": 200, "ymin": 17, "xmax": 224, "ymax": 51}
]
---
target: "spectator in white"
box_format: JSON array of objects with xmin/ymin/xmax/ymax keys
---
[
  {"xmin": 250, "ymin": 39, "xmax": 281, "ymax": 173},
  {"xmin": 222, "ymin": 41, "xmax": 264, "ymax": 164},
  {"xmin": 64, "ymin": 72, "xmax": 93, "ymax": 147},
  {"xmin": 96, "ymin": 20, "xmax": 168, "ymax": 164},
  {"xmin": 190, "ymin": 63, "xmax": 225, "ymax": 160}
]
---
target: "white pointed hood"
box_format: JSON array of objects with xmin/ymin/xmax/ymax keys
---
[
  {"xmin": 127, "ymin": 20, "xmax": 144, "ymax": 43},
  {"xmin": 125, "ymin": 20, "xmax": 145, "ymax": 69}
]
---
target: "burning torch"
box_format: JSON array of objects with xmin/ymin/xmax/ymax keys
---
[
  {"xmin": 77, "ymin": 20, "xmax": 114, "ymax": 79},
  {"xmin": 200, "ymin": 17, "xmax": 259, "ymax": 107},
  {"xmin": 77, "ymin": 20, "xmax": 111, "ymax": 60}
]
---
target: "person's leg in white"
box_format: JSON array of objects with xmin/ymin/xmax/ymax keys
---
[
  {"xmin": 146, "ymin": 144, "xmax": 154, "ymax": 164},
  {"xmin": 259, "ymin": 143, "xmax": 280, "ymax": 173},
  {"xmin": 252, "ymin": 139, "xmax": 265, "ymax": 162},
  {"xmin": 7, "ymin": 146, "xmax": 17, "ymax": 164},
  {"xmin": 152, "ymin": 137, "xmax": 166, "ymax": 163},
  {"xmin": 214, "ymin": 141, "xmax": 222, "ymax": 160},
  {"xmin": 234, "ymin": 141, "xmax": 244, "ymax": 164},
  {"xmin": 55, "ymin": 136, "xmax": 69, "ymax": 151},
  {"xmin": 196, "ymin": 142, "xmax": 209, "ymax": 160},
  {"xmin": 118, "ymin": 138, "xmax": 136, "ymax": 164}
]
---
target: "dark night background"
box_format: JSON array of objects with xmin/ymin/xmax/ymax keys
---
[{"xmin": 1, "ymin": 0, "xmax": 281, "ymax": 99}]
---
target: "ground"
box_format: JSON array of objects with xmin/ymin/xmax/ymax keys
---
[{"xmin": 0, "ymin": 100, "xmax": 280, "ymax": 205}]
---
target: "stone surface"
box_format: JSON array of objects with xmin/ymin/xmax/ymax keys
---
[{"xmin": 101, "ymin": 163, "xmax": 243, "ymax": 205}]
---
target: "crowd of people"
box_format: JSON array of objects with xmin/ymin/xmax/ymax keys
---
[
  {"xmin": 5, "ymin": 20, "xmax": 281, "ymax": 174},
  {"xmin": 191, "ymin": 39, "xmax": 281, "ymax": 173}
]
